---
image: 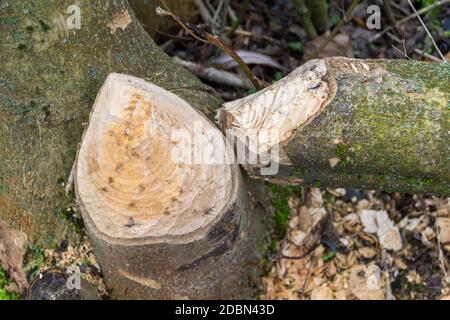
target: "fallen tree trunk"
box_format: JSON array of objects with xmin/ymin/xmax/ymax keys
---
[
  {"xmin": 74, "ymin": 74, "xmax": 267, "ymax": 299},
  {"xmin": 0, "ymin": 0, "xmax": 220, "ymax": 244},
  {"xmin": 218, "ymin": 57, "xmax": 450, "ymax": 195}
]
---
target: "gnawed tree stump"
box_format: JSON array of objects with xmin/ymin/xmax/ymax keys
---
[
  {"xmin": 74, "ymin": 74, "xmax": 268, "ymax": 299},
  {"xmin": 218, "ymin": 57, "xmax": 450, "ymax": 195}
]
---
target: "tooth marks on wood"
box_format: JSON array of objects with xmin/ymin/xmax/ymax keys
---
[{"xmin": 74, "ymin": 74, "xmax": 267, "ymax": 299}]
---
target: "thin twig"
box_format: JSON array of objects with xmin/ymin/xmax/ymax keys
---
[
  {"xmin": 156, "ymin": 6, "xmax": 263, "ymax": 90},
  {"xmin": 370, "ymin": 0, "xmax": 450, "ymax": 42},
  {"xmin": 225, "ymin": 28, "xmax": 283, "ymax": 45},
  {"xmin": 306, "ymin": 0, "xmax": 360, "ymax": 61},
  {"xmin": 150, "ymin": 28, "xmax": 192, "ymax": 41},
  {"xmin": 386, "ymin": 0, "xmax": 411, "ymax": 16},
  {"xmin": 300, "ymin": 254, "xmax": 314, "ymax": 298},
  {"xmin": 387, "ymin": 32, "xmax": 442, "ymax": 62},
  {"xmin": 407, "ymin": 0, "xmax": 446, "ymax": 62},
  {"xmin": 212, "ymin": 0, "xmax": 226, "ymax": 25},
  {"xmin": 383, "ymin": 0, "xmax": 405, "ymax": 38},
  {"xmin": 390, "ymin": 37, "xmax": 411, "ymax": 59}
]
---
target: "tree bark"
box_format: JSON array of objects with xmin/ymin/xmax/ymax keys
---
[
  {"xmin": 73, "ymin": 73, "xmax": 268, "ymax": 299},
  {"xmin": 218, "ymin": 57, "xmax": 450, "ymax": 195},
  {"xmin": 0, "ymin": 0, "xmax": 220, "ymax": 244}
]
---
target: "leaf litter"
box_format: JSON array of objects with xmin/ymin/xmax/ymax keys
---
[{"xmin": 262, "ymin": 189, "xmax": 450, "ymax": 300}]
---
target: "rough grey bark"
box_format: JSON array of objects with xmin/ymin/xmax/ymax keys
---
[
  {"xmin": 220, "ymin": 58, "xmax": 450, "ymax": 195},
  {"xmin": 0, "ymin": 0, "xmax": 220, "ymax": 244}
]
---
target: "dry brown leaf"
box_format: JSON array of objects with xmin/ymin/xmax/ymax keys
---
[
  {"xmin": 334, "ymin": 290, "xmax": 347, "ymax": 300},
  {"xmin": 347, "ymin": 265, "xmax": 385, "ymax": 300},
  {"xmin": 365, "ymin": 265, "xmax": 382, "ymax": 290},
  {"xmin": 290, "ymin": 230, "xmax": 307, "ymax": 246},
  {"xmin": 298, "ymin": 206, "xmax": 312, "ymax": 232},
  {"xmin": 406, "ymin": 270, "xmax": 422, "ymax": 284},
  {"xmin": 342, "ymin": 213, "xmax": 362, "ymax": 233},
  {"xmin": 326, "ymin": 261, "xmax": 337, "ymax": 277},
  {"xmin": 358, "ymin": 247, "xmax": 378, "ymax": 259},
  {"xmin": 394, "ymin": 257, "xmax": 408, "ymax": 270},
  {"xmin": 360, "ymin": 210, "xmax": 402, "ymax": 251},
  {"xmin": 329, "ymin": 273, "xmax": 347, "ymax": 291},
  {"xmin": 420, "ymin": 226, "xmax": 436, "ymax": 248},
  {"xmin": 209, "ymin": 50, "xmax": 286, "ymax": 70},
  {"xmin": 357, "ymin": 199, "xmax": 371, "ymax": 210},
  {"xmin": 310, "ymin": 286, "xmax": 334, "ymax": 300},
  {"xmin": 307, "ymin": 188, "xmax": 323, "ymax": 208},
  {"xmin": 437, "ymin": 218, "xmax": 450, "ymax": 244},
  {"xmin": 304, "ymin": 33, "xmax": 353, "ymax": 59}
]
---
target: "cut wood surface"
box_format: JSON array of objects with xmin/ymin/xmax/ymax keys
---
[
  {"xmin": 218, "ymin": 57, "xmax": 449, "ymax": 194},
  {"xmin": 76, "ymin": 74, "xmax": 233, "ymax": 239},
  {"xmin": 75, "ymin": 74, "xmax": 268, "ymax": 299}
]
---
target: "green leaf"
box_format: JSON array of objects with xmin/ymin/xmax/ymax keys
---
[
  {"xmin": 272, "ymin": 72, "xmax": 283, "ymax": 83},
  {"xmin": 288, "ymin": 41, "xmax": 303, "ymax": 52},
  {"xmin": 323, "ymin": 250, "xmax": 335, "ymax": 262},
  {"xmin": 0, "ymin": 267, "xmax": 20, "ymax": 300},
  {"xmin": 247, "ymin": 87, "xmax": 257, "ymax": 95}
]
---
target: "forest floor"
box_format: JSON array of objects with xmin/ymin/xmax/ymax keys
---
[
  {"xmin": 262, "ymin": 187, "xmax": 450, "ymax": 300},
  {"xmin": 26, "ymin": 188, "xmax": 450, "ymax": 300},
  {"xmin": 1, "ymin": 0, "xmax": 449, "ymax": 300}
]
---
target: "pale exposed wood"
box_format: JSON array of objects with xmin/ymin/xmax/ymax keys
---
[
  {"xmin": 217, "ymin": 59, "xmax": 333, "ymax": 154},
  {"xmin": 76, "ymin": 74, "xmax": 233, "ymax": 240},
  {"xmin": 217, "ymin": 57, "xmax": 450, "ymax": 195},
  {"xmin": 75, "ymin": 74, "xmax": 269, "ymax": 299}
]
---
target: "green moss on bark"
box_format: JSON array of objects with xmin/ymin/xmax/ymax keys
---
[
  {"xmin": 0, "ymin": 0, "xmax": 220, "ymax": 244},
  {"xmin": 277, "ymin": 59, "xmax": 449, "ymax": 195}
]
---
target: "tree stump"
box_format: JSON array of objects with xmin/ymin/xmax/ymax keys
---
[{"xmin": 74, "ymin": 74, "xmax": 268, "ymax": 299}]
